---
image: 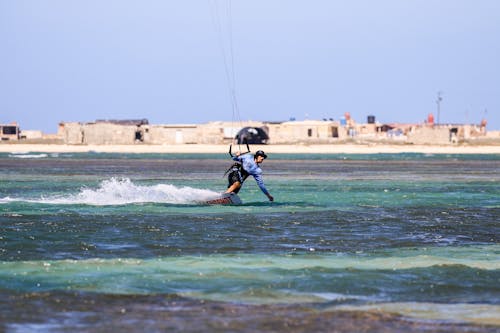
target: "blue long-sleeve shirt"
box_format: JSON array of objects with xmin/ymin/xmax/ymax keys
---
[{"xmin": 232, "ymin": 154, "xmax": 270, "ymax": 196}]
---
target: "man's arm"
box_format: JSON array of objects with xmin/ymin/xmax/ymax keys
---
[
  {"xmin": 232, "ymin": 152, "xmax": 242, "ymax": 162},
  {"xmin": 253, "ymin": 173, "xmax": 274, "ymax": 201}
]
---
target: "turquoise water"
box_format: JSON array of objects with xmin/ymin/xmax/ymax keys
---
[{"xmin": 0, "ymin": 152, "xmax": 499, "ymax": 330}]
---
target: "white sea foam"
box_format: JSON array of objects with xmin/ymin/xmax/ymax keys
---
[
  {"xmin": 3, "ymin": 178, "xmax": 220, "ymax": 205},
  {"xmin": 311, "ymin": 292, "xmax": 375, "ymax": 302},
  {"xmin": 9, "ymin": 153, "xmax": 48, "ymax": 159},
  {"xmin": 0, "ymin": 196, "xmax": 16, "ymax": 204}
]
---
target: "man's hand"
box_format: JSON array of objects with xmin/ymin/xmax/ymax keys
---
[{"xmin": 267, "ymin": 194, "xmax": 274, "ymax": 202}]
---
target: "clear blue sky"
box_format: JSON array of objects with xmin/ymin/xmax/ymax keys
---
[{"xmin": 1, "ymin": 0, "xmax": 499, "ymax": 133}]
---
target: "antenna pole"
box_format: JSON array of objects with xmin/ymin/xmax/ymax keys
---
[{"xmin": 436, "ymin": 91, "xmax": 443, "ymax": 125}]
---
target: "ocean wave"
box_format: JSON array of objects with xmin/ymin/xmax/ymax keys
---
[
  {"xmin": 2, "ymin": 246, "xmax": 498, "ymax": 272},
  {"xmin": 0, "ymin": 178, "xmax": 220, "ymax": 205},
  {"xmin": 1, "ymin": 248, "xmax": 498, "ymax": 321}
]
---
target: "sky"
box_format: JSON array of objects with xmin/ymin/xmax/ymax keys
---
[{"xmin": 1, "ymin": 0, "xmax": 499, "ymax": 133}]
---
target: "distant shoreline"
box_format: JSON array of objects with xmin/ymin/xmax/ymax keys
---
[{"xmin": 1, "ymin": 143, "xmax": 499, "ymax": 154}]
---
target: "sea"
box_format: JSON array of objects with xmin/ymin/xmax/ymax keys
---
[{"xmin": 0, "ymin": 151, "xmax": 499, "ymax": 332}]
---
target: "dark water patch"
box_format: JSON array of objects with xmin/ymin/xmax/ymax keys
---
[
  {"xmin": 3, "ymin": 152, "xmax": 500, "ymax": 161},
  {"xmin": 2, "ymin": 157, "xmax": 499, "ymax": 180},
  {"xmin": 0, "ymin": 290, "xmax": 497, "ymax": 333},
  {"xmin": 1, "ymin": 207, "xmax": 498, "ymax": 261},
  {"xmin": 290, "ymin": 265, "xmax": 500, "ymax": 304},
  {"xmin": 271, "ymin": 153, "xmax": 500, "ymax": 161},
  {"xmin": 0, "ymin": 158, "xmax": 227, "ymax": 178}
]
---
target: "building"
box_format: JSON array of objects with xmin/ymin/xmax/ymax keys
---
[
  {"xmin": 56, "ymin": 115, "xmax": 491, "ymax": 146},
  {"xmin": 0, "ymin": 123, "xmax": 20, "ymax": 141}
]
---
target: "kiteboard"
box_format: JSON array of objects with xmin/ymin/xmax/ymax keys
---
[{"xmin": 205, "ymin": 192, "xmax": 242, "ymax": 205}]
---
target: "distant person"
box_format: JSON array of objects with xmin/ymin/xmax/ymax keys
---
[{"xmin": 225, "ymin": 150, "xmax": 274, "ymax": 201}]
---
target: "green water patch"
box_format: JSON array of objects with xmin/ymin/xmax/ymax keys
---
[
  {"xmin": 2, "ymin": 177, "xmax": 498, "ymax": 215},
  {"xmin": 1, "ymin": 245, "xmax": 498, "ymax": 304}
]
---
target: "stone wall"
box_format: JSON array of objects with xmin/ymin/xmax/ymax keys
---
[
  {"xmin": 148, "ymin": 125, "xmax": 198, "ymax": 144},
  {"xmin": 61, "ymin": 122, "xmax": 84, "ymax": 144},
  {"xmin": 407, "ymin": 126, "xmax": 451, "ymax": 145},
  {"xmin": 267, "ymin": 120, "xmax": 346, "ymax": 144},
  {"xmin": 19, "ymin": 130, "xmax": 43, "ymax": 140},
  {"xmin": 85, "ymin": 123, "xmax": 138, "ymax": 144}
]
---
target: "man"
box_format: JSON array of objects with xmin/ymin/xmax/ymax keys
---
[{"xmin": 225, "ymin": 150, "xmax": 274, "ymax": 201}]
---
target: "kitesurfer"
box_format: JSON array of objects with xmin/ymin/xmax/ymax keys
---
[{"xmin": 225, "ymin": 150, "xmax": 274, "ymax": 201}]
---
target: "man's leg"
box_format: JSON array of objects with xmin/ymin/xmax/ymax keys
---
[{"xmin": 225, "ymin": 181, "xmax": 241, "ymax": 194}]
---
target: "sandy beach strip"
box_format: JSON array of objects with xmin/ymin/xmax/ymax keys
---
[{"xmin": 0, "ymin": 143, "xmax": 499, "ymax": 154}]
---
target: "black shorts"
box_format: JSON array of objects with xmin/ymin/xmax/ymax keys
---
[{"xmin": 227, "ymin": 167, "xmax": 248, "ymax": 194}]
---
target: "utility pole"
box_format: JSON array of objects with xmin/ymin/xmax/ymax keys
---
[{"xmin": 436, "ymin": 91, "xmax": 443, "ymax": 125}]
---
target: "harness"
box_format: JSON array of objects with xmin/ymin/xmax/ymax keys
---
[
  {"xmin": 224, "ymin": 162, "xmax": 246, "ymax": 176},
  {"xmin": 224, "ymin": 161, "xmax": 249, "ymax": 183},
  {"xmin": 224, "ymin": 162, "xmax": 239, "ymax": 177},
  {"xmin": 225, "ymin": 142, "xmax": 251, "ymax": 181}
]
